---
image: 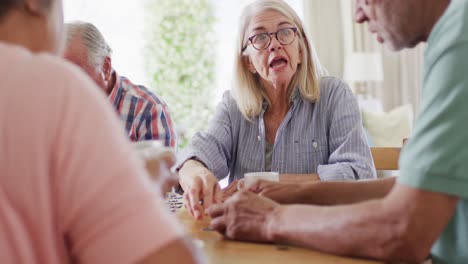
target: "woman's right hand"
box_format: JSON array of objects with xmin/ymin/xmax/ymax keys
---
[{"xmin": 178, "ymin": 159, "xmax": 222, "ymax": 219}]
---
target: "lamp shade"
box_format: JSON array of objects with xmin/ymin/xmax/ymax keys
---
[{"xmin": 344, "ymin": 52, "xmax": 384, "ymax": 82}]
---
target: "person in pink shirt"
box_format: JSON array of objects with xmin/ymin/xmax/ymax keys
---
[{"xmin": 0, "ymin": 0, "xmax": 201, "ymax": 263}]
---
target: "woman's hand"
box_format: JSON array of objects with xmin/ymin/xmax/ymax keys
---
[{"xmin": 178, "ymin": 160, "xmax": 222, "ymax": 219}]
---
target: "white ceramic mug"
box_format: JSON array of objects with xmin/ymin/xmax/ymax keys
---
[{"xmin": 237, "ymin": 171, "xmax": 280, "ymax": 190}]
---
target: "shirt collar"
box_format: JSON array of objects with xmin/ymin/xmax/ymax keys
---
[
  {"xmin": 262, "ymin": 87, "xmax": 301, "ymax": 110},
  {"xmin": 108, "ymin": 70, "xmax": 120, "ymax": 101}
]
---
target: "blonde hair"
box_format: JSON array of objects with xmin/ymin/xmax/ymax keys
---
[
  {"xmin": 65, "ymin": 21, "xmax": 112, "ymax": 68},
  {"xmin": 232, "ymin": 0, "xmax": 326, "ymax": 121}
]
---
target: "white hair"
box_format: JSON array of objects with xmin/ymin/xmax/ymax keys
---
[
  {"xmin": 65, "ymin": 21, "xmax": 112, "ymax": 68},
  {"xmin": 233, "ymin": 0, "xmax": 327, "ymax": 121}
]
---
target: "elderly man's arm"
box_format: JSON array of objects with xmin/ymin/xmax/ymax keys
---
[
  {"xmin": 268, "ymin": 183, "xmax": 458, "ymax": 262},
  {"xmin": 210, "ymin": 183, "xmax": 457, "ymax": 262},
  {"xmin": 251, "ymin": 177, "xmax": 396, "ymax": 205}
]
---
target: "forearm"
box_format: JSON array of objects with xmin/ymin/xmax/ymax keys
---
[
  {"xmin": 267, "ymin": 182, "xmax": 454, "ymax": 263},
  {"xmin": 324, "ymin": 83, "xmax": 377, "ymax": 181},
  {"xmin": 178, "ymin": 159, "xmax": 207, "ymax": 190},
  {"xmin": 279, "ymin": 173, "xmax": 320, "ymax": 184},
  {"xmin": 268, "ymin": 201, "xmax": 402, "ymax": 261},
  {"xmin": 294, "ymin": 177, "xmax": 395, "ymax": 205},
  {"xmin": 175, "ymin": 136, "xmax": 231, "ymax": 179}
]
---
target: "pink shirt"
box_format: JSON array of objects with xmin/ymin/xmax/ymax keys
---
[{"xmin": 0, "ymin": 43, "xmax": 182, "ymax": 263}]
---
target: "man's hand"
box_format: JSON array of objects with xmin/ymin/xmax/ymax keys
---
[
  {"xmin": 249, "ymin": 180, "xmax": 302, "ymax": 204},
  {"xmin": 208, "ymin": 191, "xmax": 280, "ymax": 242},
  {"xmin": 221, "ymin": 179, "xmax": 240, "ymax": 201}
]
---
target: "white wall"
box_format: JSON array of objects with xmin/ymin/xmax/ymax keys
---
[
  {"xmin": 64, "ymin": 0, "xmax": 303, "ymax": 104},
  {"xmin": 63, "ymin": 0, "xmax": 148, "ymax": 86}
]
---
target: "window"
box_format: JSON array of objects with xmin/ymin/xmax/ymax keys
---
[{"xmin": 64, "ymin": 0, "xmax": 147, "ymax": 86}]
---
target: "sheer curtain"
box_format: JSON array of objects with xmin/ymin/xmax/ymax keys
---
[
  {"xmin": 302, "ymin": 0, "xmax": 424, "ymax": 114},
  {"xmin": 303, "ymin": 0, "xmax": 345, "ymax": 77}
]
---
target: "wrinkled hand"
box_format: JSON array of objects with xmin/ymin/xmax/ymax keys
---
[
  {"xmin": 179, "ymin": 160, "xmax": 222, "ymax": 219},
  {"xmin": 249, "ymin": 180, "xmax": 301, "ymax": 204},
  {"xmin": 222, "ymin": 180, "xmax": 240, "ymax": 202},
  {"xmin": 208, "ymin": 191, "xmax": 279, "ymax": 242}
]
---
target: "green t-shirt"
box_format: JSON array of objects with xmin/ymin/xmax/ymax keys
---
[{"xmin": 398, "ymin": 1, "xmax": 468, "ymax": 263}]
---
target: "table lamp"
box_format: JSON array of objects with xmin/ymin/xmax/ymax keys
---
[
  {"xmin": 344, "ymin": 52, "xmax": 384, "ymax": 96},
  {"xmin": 344, "ymin": 52, "xmax": 384, "ymax": 112}
]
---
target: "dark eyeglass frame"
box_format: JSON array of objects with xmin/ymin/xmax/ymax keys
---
[{"xmin": 242, "ymin": 27, "xmax": 298, "ymax": 52}]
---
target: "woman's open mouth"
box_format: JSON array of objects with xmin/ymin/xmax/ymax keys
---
[{"xmin": 269, "ymin": 56, "xmax": 288, "ymax": 71}]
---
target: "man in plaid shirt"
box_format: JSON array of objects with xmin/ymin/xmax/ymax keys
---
[{"xmin": 64, "ymin": 21, "xmax": 176, "ymax": 148}]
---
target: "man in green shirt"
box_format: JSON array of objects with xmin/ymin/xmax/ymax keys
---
[{"xmin": 208, "ymin": 0, "xmax": 467, "ymax": 263}]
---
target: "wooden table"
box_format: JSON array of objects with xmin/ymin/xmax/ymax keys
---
[{"xmin": 177, "ymin": 210, "xmax": 383, "ymax": 264}]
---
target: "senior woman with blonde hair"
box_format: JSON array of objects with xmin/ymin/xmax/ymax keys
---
[{"xmin": 177, "ymin": 0, "xmax": 376, "ymax": 219}]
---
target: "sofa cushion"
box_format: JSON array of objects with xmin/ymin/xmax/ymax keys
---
[{"xmin": 362, "ymin": 104, "xmax": 413, "ymax": 147}]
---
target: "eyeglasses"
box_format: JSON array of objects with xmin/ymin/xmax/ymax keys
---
[{"xmin": 242, "ymin": 27, "xmax": 298, "ymax": 52}]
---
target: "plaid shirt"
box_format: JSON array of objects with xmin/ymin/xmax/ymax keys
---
[{"xmin": 108, "ymin": 71, "xmax": 176, "ymax": 147}]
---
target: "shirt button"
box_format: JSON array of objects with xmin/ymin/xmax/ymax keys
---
[{"xmin": 312, "ymin": 141, "xmax": 318, "ymax": 148}]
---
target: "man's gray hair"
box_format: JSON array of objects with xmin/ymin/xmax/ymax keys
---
[{"xmin": 65, "ymin": 21, "xmax": 112, "ymax": 68}]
